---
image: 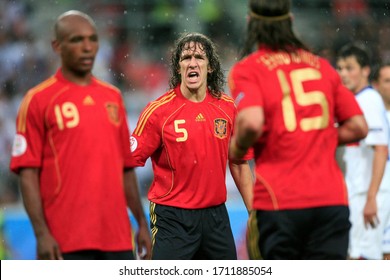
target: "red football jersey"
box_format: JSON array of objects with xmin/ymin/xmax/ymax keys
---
[
  {"xmin": 131, "ymin": 86, "xmax": 236, "ymax": 209},
  {"xmin": 229, "ymin": 48, "xmax": 363, "ymax": 210},
  {"xmin": 10, "ymin": 69, "xmax": 134, "ymax": 253}
]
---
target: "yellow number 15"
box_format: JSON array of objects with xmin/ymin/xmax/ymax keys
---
[{"xmin": 278, "ymin": 68, "xmax": 329, "ymax": 132}]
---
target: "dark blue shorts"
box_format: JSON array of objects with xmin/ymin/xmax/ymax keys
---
[
  {"xmin": 247, "ymin": 206, "xmax": 350, "ymax": 260},
  {"xmin": 150, "ymin": 202, "xmax": 237, "ymax": 260}
]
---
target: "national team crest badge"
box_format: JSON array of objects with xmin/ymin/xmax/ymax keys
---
[
  {"xmin": 105, "ymin": 103, "xmax": 120, "ymax": 125},
  {"xmin": 214, "ymin": 118, "xmax": 227, "ymax": 139}
]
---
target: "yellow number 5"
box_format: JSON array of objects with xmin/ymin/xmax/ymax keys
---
[
  {"xmin": 174, "ymin": 120, "xmax": 188, "ymax": 142},
  {"xmin": 278, "ymin": 68, "xmax": 329, "ymax": 132}
]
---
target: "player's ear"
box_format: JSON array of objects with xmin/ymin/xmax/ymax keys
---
[
  {"xmin": 51, "ymin": 39, "xmax": 60, "ymax": 54},
  {"xmin": 51, "ymin": 39, "xmax": 61, "ymax": 54}
]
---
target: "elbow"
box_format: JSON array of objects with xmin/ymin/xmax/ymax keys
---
[
  {"xmin": 351, "ymin": 115, "xmax": 368, "ymax": 142},
  {"xmin": 237, "ymin": 106, "xmax": 264, "ymax": 139},
  {"xmin": 337, "ymin": 115, "xmax": 368, "ymax": 145},
  {"xmin": 357, "ymin": 118, "xmax": 369, "ymax": 140}
]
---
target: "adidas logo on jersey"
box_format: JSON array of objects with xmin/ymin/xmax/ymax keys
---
[
  {"xmin": 195, "ymin": 113, "xmax": 205, "ymax": 122},
  {"xmin": 83, "ymin": 95, "xmax": 95, "ymax": 105}
]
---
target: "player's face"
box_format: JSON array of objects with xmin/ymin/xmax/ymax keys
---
[
  {"xmin": 375, "ymin": 66, "xmax": 390, "ymax": 107},
  {"xmin": 178, "ymin": 42, "xmax": 210, "ymax": 94},
  {"xmin": 53, "ymin": 17, "xmax": 99, "ymax": 77},
  {"xmin": 336, "ymin": 56, "xmax": 369, "ymax": 94}
]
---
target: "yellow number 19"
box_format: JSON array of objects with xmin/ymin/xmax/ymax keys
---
[{"xmin": 54, "ymin": 102, "xmax": 80, "ymax": 130}]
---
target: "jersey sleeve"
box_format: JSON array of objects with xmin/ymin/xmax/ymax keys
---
[
  {"xmin": 130, "ymin": 102, "xmax": 163, "ymax": 167},
  {"xmin": 359, "ymin": 91, "xmax": 389, "ymax": 146},
  {"xmin": 10, "ymin": 93, "xmax": 44, "ymax": 173},
  {"xmin": 228, "ymin": 62, "xmax": 264, "ymax": 111}
]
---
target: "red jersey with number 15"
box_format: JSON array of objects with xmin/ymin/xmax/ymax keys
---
[
  {"xmin": 130, "ymin": 86, "xmax": 236, "ymax": 209},
  {"xmin": 229, "ymin": 48, "xmax": 363, "ymax": 211}
]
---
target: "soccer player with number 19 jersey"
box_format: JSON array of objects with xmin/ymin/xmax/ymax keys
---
[
  {"xmin": 9, "ymin": 11, "xmax": 151, "ymax": 260},
  {"xmin": 229, "ymin": 0, "xmax": 368, "ymax": 260},
  {"xmin": 11, "ymin": 70, "xmax": 135, "ymax": 254}
]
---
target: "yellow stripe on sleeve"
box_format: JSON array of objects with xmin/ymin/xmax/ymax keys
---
[
  {"xmin": 220, "ymin": 94, "xmax": 235, "ymax": 104},
  {"xmin": 94, "ymin": 78, "xmax": 121, "ymax": 93},
  {"xmin": 17, "ymin": 77, "xmax": 57, "ymax": 133},
  {"xmin": 133, "ymin": 91, "xmax": 176, "ymax": 136}
]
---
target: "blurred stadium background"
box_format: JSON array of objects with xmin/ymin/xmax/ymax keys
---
[{"xmin": 0, "ymin": 0, "xmax": 389, "ymax": 259}]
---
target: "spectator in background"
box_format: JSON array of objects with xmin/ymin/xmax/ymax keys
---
[
  {"xmin": 229, "ymin": 0, "xmax": 367, "ymax": 260},
  {"xmin": 332, "ymin": 0, "xmax": 369, "ymax": 21},
  {"xmin": 377, "ymin": 22, "xmax": 390, "ymax": 62},
  {"xmin": 370, "ymin": 62, "xmax": 390, "ymax": 260},
  {"xmin": 336, "ymin": 43, "xmax": 389, "ymax": 260},
  {"xmin": 130, "ymin": 32, "xmax": 253, "ymax": 260},
  {"xmin": 0, "ymin": 0, "xmax": 51, "ymax": 204},
  {"xmin": 9, "ymin": 10, "xmax": 151, "ymax": 260}
]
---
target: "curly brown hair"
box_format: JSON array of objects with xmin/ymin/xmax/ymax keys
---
[{"xmin": 169, "ymin": 32, "xmax": 225, "ymax": 98}]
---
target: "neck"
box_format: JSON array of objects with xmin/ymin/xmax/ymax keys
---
[
  {"xmin": 354, "ymin": 82, "xmax": 369, "ymax": 95},
  {"xmin": 180, "ymin": 84, "xmax": 207, "ymax": 102},
  {"xmin": 61, "ymin": 68, "xmax": 92, "ymax": 86}
]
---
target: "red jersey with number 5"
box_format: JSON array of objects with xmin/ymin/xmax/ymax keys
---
[
  {"xmin": 229, "ymin": 48, "xmax": 363, "ymax": 210},
  {"xmin": 130, "ymin": 86, "xmax": 236, "ymax": 209},
  {"xmin": 10, "ymin": 69, "xmax": 134, "ymax": 253}
]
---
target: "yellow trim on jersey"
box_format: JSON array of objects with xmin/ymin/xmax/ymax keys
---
[
  {"xmin": 220, "ymin": 94, "xmax": 235, "ymax": 104},
  {"xmin": 154, "ymin": 104, "xmax": 186, "ymax": 199},
  {"xmin": 133, "ymin": 91, "xmax": 176, "ymax": 136},
  {"xmin": 17, "ymin": 77, "xmax": 57, "ymax": 133},
  {"xmin": 47, "ymin": 129, "xmax": 63, "ymax": 198},
  {"xmin": 256, "ymin": 172, "xmax": 279, "ymax": 210},
  {"xmin": 94, "ymin": 78, "xmax": 121, "ymax": 93},
  {"xmin": 43, "ymin": 86, "xmax": 69, "ymax": 201},
  {"xmin": 209, "ymin": 102, "xmax": 233, "ymax": 125}
]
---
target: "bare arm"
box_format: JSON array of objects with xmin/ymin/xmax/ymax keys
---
[
  {"xmin": 123, "ymin": 168, "xmax": 151, "ymax": 259},
  {"xmin": 229, "ymin": 106, "xmax": 264, "ymax": 160},
  {"xmin": 363, "ymin": 145, "xmax": 388, "ymax": 228},
  {"xmin": 19, "ymin": 168, "xmax": 62, "ymax": 260},
  {"xmin": 229, "ymin": 159, "xmax": 253, "ymax": 212},
  {"xmin": 337, "ymin": 115, "xmax": 368, "ymax": 145}
]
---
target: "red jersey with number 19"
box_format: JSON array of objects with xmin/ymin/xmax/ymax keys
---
[
  {"xmin": 130, "ymin": 86, "xmax": 236, "ymax": 209},
  {"xmin": 229, "ymin": 48, "xmax": 363, "ymax": 211},
  {"xmin": 10, "ymin": 69, "xmax": 134, "ymax": 253}
]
